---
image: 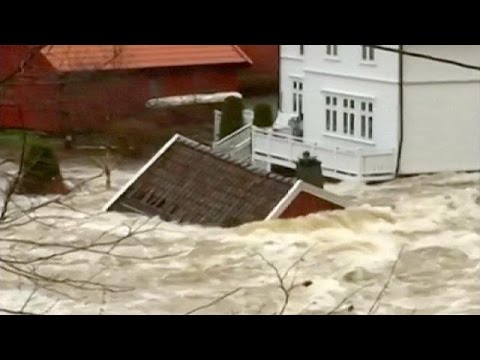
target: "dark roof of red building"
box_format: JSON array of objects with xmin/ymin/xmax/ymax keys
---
[
  {"xmin": 104, "ymin": 134, "xmax": 347, "ymax": 227},
  {"xmin": 40, "ymin": 45, "xmax": 252, "ymax": 72}
]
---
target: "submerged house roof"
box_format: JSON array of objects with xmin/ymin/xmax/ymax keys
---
[
  {"xmin": 40, "ymin": 45, "xmax": 252, "ymax": 72},
  {"xmin": 104, "ymin": 134, "xmax": 348, "ymax": 227}
]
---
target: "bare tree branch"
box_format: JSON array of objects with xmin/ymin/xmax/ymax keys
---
[
  {"xmin": 327, "ymin": 284, "xmax": 371, "ymax": 315},
  {"xmin": 0, "ymin": 131, "xmax": 27, "ymax": 220},
  {"xmin": 20, "ymin": 284, "xmax": 39, "ymax": 313},
  {"xmin": 0, "ymin": 307, "xmax": 36, "ymax": 315},
  {"xmin": 185, "ymin": 287, "xmax": 242, "ymax": 315},
  {"xmin": 0, "ymin": 46, "xmax": 44, "ymax": 85},
  {"xmin": 255, "ymin": 244, "xmax": 317, "ymax": 315},
  {"xmin": 41, "ymin": 299, "xmax": 60, "ymax": 314},
  {"xmin": 368, "ymin": 245, "xmax": 406, "ymax": 315}
]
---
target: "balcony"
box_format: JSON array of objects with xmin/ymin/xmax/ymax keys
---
[{"xmin": 252, "ymin": 127, "xmax": 397, "ymax": 182}]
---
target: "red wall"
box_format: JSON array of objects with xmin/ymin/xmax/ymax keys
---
[
  {"xmin": 1, "ymin": 47, "xmax": 243, "ymax": 134},
  {"xmin": 279, "ymin": 191, "xmax": 343, "ymax": 219},
  {"xmin": 239, "ymin": 45, "xmax": 279, "ymax": 76},
  {"xmin": 0, "ymin": 45, "xmax": 60, "ymax": 132}
]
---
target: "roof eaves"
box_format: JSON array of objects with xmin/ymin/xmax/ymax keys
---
[
  {"xmin": 265, "ymin": 180, "xmax": 349, "ymax": 220},
  {"xmin": 232, "ymin": 45, "xmax": 254, "ymax": 65},
  {"xmin": 102, "ymin": 133, "xmax": 181, "ymax": 212},
  {"xmin": 265, "ymin": 180, "xmax": 302, "ymax": 220}
]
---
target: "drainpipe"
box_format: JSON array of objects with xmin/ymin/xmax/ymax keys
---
[
  {"xmin": 395, "ymin": 45, "xmax": 404, "ymax": 175},
  {"xmin": 277, "ymin": 45, "xmax": 281, "ymax": 112}
]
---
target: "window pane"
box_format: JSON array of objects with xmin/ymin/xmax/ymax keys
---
[
  {"xmin": 344, "ymin": 99, "xmax": 348, "ymax": 108},
  {"xmin": 333, "ymin": 97, "xmax": 337, "ymax": 106},
  {"xmin": 293, "ymin": 81, "xmax": 297, "ymax": 90},
  {"xmin": 368, "ymin": 117, "xmax": 373, "ymax": 139},
  {"xmin": 361, "ymin": 102, "xmax": 366, "ymax": 111},
  {"xmin": 343, "ymin": 113, "xmax": 348, "ymax": 134},
  {"xmin": 333, "ymin": 113, "xmax": 337, "ymax": 132},
  {"xmin": 333, "ymin": 45, "xmax": 338, "ymax": 56},
  {"xmin": 299, "ymin": 94, "xmax": 303, "ymax": 114},
  {"xmin": 369, "ymin": 46, "xmax": 375, "ymax": 60},
  {"xmin": 326, "ymin": 96, "xmax": 331, "ymax": 105},
  {"xmin": 350, "ymin": 100, "xmax": 355, "ymax": 109},
  {"xmin": 293, "ymin": 93, "xmax": 297, "ymax": 112},
  {"xmin": 368, "ymin": 103, "xmax": 373, "ymax": 112},
  {"xmin": 299, "ymin": 82, "xmax": 303, "ymax": 91},
  {"xmin": 326, "ymin": 110, "xmax": 331, "ymax": 131},
  {"xmin": 350, "ymin": 113, "xmax": 355, "ymax": 135},
  {"xmin": 362, "ymin": 45, "xmax": 367, "ymax": 60},
  {"xmin": 326, "ymin": 45, "xmax": 331, "ymax": 55},
  {"xmin": 361, "ymin": 115, "xmax": 366, "ymax": 137},
  {"xmin": 300, "ymin": 45, "xmax": 304, "ymax": 55}
]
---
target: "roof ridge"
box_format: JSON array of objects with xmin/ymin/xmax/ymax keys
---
[{"xmin": 174, "ymin": 134, "xmax": 295, "ymax": 185}]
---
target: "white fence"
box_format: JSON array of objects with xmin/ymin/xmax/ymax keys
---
[
  {"xmin": 252, "ymin": 127, "xmax": 396, "ymax": 181},
  {"xmin": 212, "ymin": 124, "xmax": 252, "ymax": 162}
]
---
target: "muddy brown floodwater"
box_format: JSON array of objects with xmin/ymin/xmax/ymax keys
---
[{"xmin": 1, "ymin": 158, "xmax": 479, "ymax": 315}]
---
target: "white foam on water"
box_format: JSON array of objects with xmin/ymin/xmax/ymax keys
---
[{"xmin": 1, "ymin": 157, "xmax": 479, "ymax": 315}]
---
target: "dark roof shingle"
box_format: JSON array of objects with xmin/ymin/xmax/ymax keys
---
[{"xmin": 107, "ymin": 135, "xmax": 294, "ymax": 227}]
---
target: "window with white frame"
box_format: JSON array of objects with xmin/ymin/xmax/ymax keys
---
[
  {"xmin": 326, "ymin": 45, "xmax": 338, "ymax": 57},
  {"xmin": 361, "ymin": 45, "xmax": 375, "ymax": 62},
  {"xmin": 293, "ymin": 80, "xmax": 304, "ymax": 120},
  {"xmin": 325, "ymin": 95, "xmax": 338, "ymax": 132},
  {"xmin": 324, "ymin": 93, "xmax": 374, "ymax": 141}
]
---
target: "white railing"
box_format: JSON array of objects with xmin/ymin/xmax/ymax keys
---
[
  {"xmin": 212, "ymin": 124, "xmax": 252, "ymax": 162},
  {"xmin": 252, "ymin": 127, "xmax": 396, "ymax": 181}
]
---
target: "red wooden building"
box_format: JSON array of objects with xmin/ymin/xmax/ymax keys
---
[
  {"xmin": 239, "ymin": 45, "xmax": 279, "ymax": 76},
  {"xmin": 0, "ymin": 45, "xmax": 252, "ymax": 134}
]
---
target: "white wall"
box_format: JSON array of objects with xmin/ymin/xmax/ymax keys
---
[
  {"xmin": 279, "ymin": 45, "xmax": 480, "ymax": 175},
  {"xmin": 403, "ymin": 45, "xmax": 480, "ymax": 83},
  {"xmin": 400, "ymin": 45, "xmax": 480, "ymax": 174},
  {"xmin": 281, "ymin": 45, "xmax": 304, "ymax": 59},
  {"xmin": 303, "ymin": 45, "xmax": 400, "ymax": 83},
  {"xmin": 401, "ymin": 82, "xmax": 480, "ymax": 174},
  {"xmin": 280, "ymin": 45, "xmax": 400, "ymax": 152},
  {"xmin": 280, "ymin": 47, "xmax": 305, "ymax": 113},
  {"xmin": 303, "ymin": 72, "xmax": 400, "ymax": 151}
]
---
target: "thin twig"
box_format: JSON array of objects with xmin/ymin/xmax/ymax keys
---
[
  {"xmin": 185, "ymin": 288, "xmax": 242, "ymax": 315},
  {"xmin": 368, "ymin": 245, "xmax": 406, "ymax": 315},
  {"xmin": 0, "ymin": 307, "xmax": 36, "ymax": 315},
  {"xmin": 20, "ymin": 284, "xmax": 39, "ymax": 312},
  {"xmin": 42, "ymin": 300, "xmax": 60, "ymax": 314},
  {"xmin": 255, "ymin": 243, "xmax": 318, "ymax": 315},
  {"xmin": 0, "ymin": 132, "xmax": 27, "ymax": 220},
  {"xmin": 99, "ymin": 288, "xmax": 107, "ymax": 315},
  {"xmin": 327, "ymin": 283, "xmax": 371, "ymax": 315}
]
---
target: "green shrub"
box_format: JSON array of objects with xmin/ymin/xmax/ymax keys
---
[
  {"xmin": 219, "ymin": 96, "xmax": 244, "ymax": 139},
  {"xmin": 253, "ymin": 103, "xmax": 274, "ymax": 128},
  {"xmin": 18, "ymin": 141, "xmax": 68, "ymax": 194}
]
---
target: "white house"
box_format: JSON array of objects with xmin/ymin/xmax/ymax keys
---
[{"xmin": 251, "ymin": 45, "xmax": 480, "ymax": 181}]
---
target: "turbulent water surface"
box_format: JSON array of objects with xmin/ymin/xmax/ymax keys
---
[{"xmin": 1, "ymin": 158, "xmax": 479, "ymax": 315}]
